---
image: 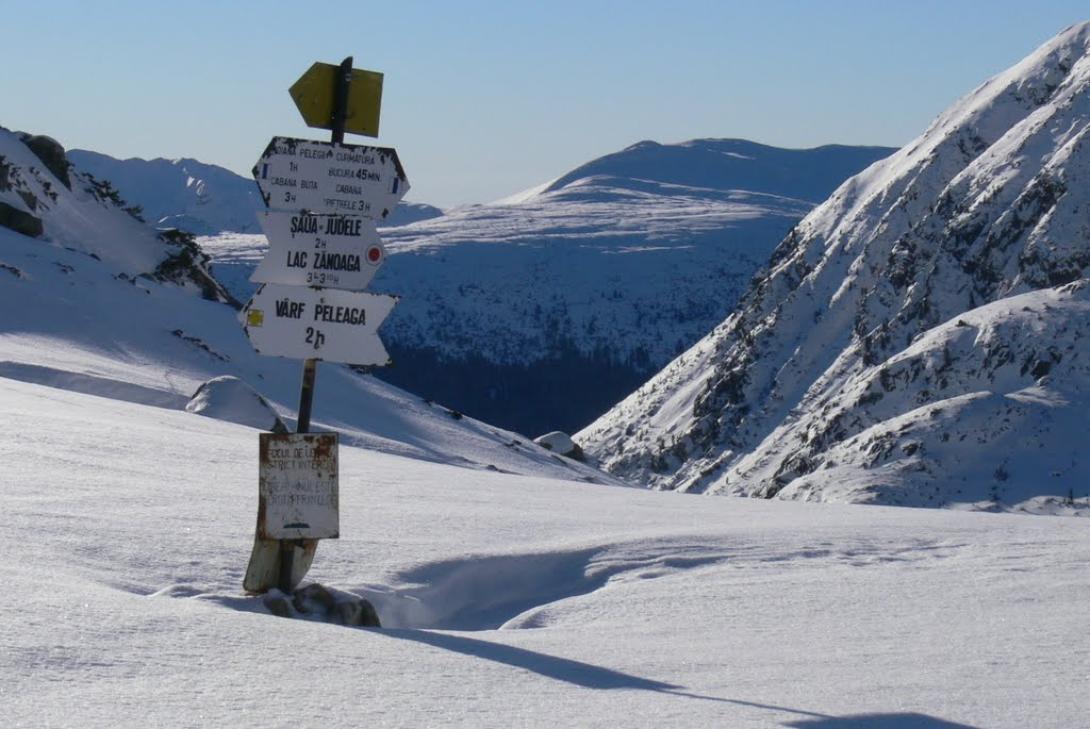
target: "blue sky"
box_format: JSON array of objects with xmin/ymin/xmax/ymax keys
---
[{"xmin": 3, "ymin": 1, "xmax": 1087, "ymax": 207}]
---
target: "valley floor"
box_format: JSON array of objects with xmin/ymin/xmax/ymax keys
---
[{"xmin": 2, "ymin": 377, "xmax": 1088, "ymax": 728}]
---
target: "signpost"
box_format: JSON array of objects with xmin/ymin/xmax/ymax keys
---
[
  {"xmin": 252, "ymin": 136, "xmax": 408, "ymax": 221},
  {"xmin": 259, "ymin": 433, "xmax": 339, "ymax": 540},
  {"xmin": 290, "ymin": 62, "xmax": 383, "ymax": 138},
  {"xmin": 241, "ymin": 284, "xmax": 396, "ymax": 365},
  {"xmin": 251, "ymin": 211, "xmax": 386, "ymax": 290},
  {"xmin": 240, "ymin": 56, "xmax": 406, "ymax": 597}
]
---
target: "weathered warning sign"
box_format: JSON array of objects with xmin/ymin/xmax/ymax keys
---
[
  {"xmin": 252, "ymin": 136, "xmax": 409, "ymax": 220},
  {"xmin": 251, "ymin": 211, "xmax": 385, "ymax": 290},
  {"xmin": 290, "ymin": 62, "xmax": 384, "ymax": 138},
  {"xmin": 259, "ymin": 432, "xmax": 339, "ymax": 540},
  {"xmin": 240, "ymin": 283, "xmax": 397, "ymax": 365}
]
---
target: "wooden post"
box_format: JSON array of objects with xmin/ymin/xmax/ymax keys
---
[
  {"xmin": 279, "ymin": 56, "xmax": 355, "ymax": 594},
  {"xmin": 277, "ymin": 540, "xmax": 296, "ymax": 594}
]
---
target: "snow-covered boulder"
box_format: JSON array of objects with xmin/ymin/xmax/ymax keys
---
[
  {"xmin": 534, "ymin": 431, "xmax": 585, "ymax": 461},
  {"xmin": 185, "ymin": 376, "xmax": 287, "ymax": 433}
]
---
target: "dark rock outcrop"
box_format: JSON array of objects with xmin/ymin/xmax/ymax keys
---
[{"xmin": 19, "ymin": 134, "xmax": 71, "ymax": 189}]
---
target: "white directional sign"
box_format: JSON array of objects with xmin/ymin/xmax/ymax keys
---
[
  {"xmin": 259, "ymin": 432, "xmax": 339, "ymax": 540},
  {"xmin": 251, "ymin": 211, "xmax": 385, "ymax": 290},
  {"xmin": 252, "ymin": 136, "xmax": 409, "ymax": 220},
  {"xmin": 240, "ymin": 283, "xmax": 397, "ymax": 365}
]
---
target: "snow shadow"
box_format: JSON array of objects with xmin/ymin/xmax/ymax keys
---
[
  {"xmin": 0, "ymin": 361, "xmax": 188, "ymax": 409},
  {"xmin": 784, "ymin": 714, "xmax": 979, "ymax": 728},
  {"xmin": 372, "ymin": 631, "xmax": 977, "ymax": 727},
  {"xmin": 382, "ymin": 628, "xmax": 678, "ymax": 691}
]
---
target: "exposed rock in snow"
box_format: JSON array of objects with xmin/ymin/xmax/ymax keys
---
[
  {"xmin": 185, "ymin": 375, "xmax": 287, "ymax": 433},
  {"xmin": 19, "ymin": 134, "xmax": 71, "ymax": 188},
  {"xmin": 263, "ymin": 584, "xmax": 381, "ymax": 627},
  {"xmin": 0, "ymin": 126, "xmax": 230, "ymax": 299},
  {"xmin": 578, "ymin": 22, "xmax": 1090, "ymax": 514},
  {"xmin": 0, "ymin": 201, "xmax": 42, "ymax": 237}
]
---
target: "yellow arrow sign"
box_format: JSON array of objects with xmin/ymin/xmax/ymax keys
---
[{"xmin": 289, "ymin": 62, "xmax": 384, "ymax": 138}]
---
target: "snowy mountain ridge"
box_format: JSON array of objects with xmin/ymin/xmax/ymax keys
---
[
  {"xmin": 538, "ymin": 138, "xmax": 896, "ymax": 203},
  {"xmin": 67, "ymin": 149, "xmax": 443, "ymax": 235},
  {"xmin": 577, "ymin": 22, "xmax": 1090, "ymax": 514},
  {"xmin": 203, "ymin": 138, "xmax": 893, "ymax": 435},
  {"xmin": 68, "ymin": 149, "xmax": 267, "ymax": 236}
]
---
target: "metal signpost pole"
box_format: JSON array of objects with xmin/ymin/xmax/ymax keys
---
[
  {"xmin": 279, "ymin": 56, "xmax": 354, "ymax": 593},
  {"xmin": 295, "ymin": 55, "xmax": 352, "ymax": 436}
]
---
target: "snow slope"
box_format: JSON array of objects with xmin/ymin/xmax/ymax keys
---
[
  {"xmin": 67, "ymin": 149, "xmax": 442, "ymax": 234},
  {"xmin": 578, "ymin": 23, "xmax": 1090, "ymax": 514},
  {"xmin": 67, "ymin": 149, "xmax": 266, "ymax": 235},
  {"xmin": 2, "ymin": 375, "xmax": 1088, "ymax": 728},
  {"xmin": 2, "ymin": 131, "xmax": 176, "ymax": 274},
  {"xmin": 0, "ymin": 130, "xmax": 610, "ymax": 483},
  {"xmin": 203, "ymin": 140, "xmax": 893, "ymax": 436}
]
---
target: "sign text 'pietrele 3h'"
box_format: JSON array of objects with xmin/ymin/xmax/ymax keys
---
[{"xmin": 253, "ymin": 136, "xmax": 408, "ymax": 221}]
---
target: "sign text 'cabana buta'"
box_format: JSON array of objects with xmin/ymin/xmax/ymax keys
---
[{"xmin": 252, "ymin": 136, "xmax": 409, "ymax": 221}]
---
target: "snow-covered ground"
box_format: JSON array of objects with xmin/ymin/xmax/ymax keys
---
[
  {"xmin": 3, "ymin": 78, "xmax": 1087, "ymax": 729},
  {"xmin": 2, "ymin": 376, "xmax": 1088, "ymax": 728}
]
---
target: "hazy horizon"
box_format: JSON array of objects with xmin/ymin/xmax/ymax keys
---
[{"xmin": 3, "ymin": 1, "xmax": 1087, "ymax": 206}]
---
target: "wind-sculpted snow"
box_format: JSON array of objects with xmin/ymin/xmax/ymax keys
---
[
  {"xmin": 5, "ymin": 377, "xmax": 1089, "ymax": 727},
  {"xmin": 579, "ymin": 22, "xmax": 1090, "ymax": 513},
  {"xmin": 202, "ymin": 141, "xmax": 891, "ymax": 435}
]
